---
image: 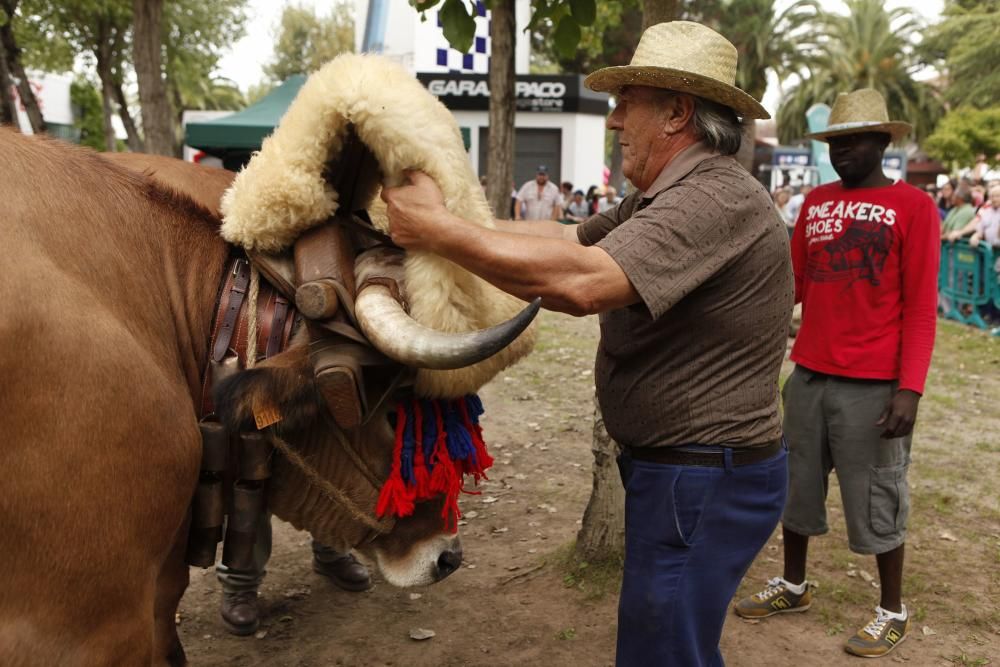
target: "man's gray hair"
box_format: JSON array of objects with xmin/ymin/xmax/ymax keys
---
[
  {"xmin": 691, "ymin": 97, "xmax": 744, "ymax": 156},
  {"xmin": 649, "ymin": 88, "xmax": 744, "ymax": 155}
]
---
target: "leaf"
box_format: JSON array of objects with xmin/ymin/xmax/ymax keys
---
[
  {"xmin": 410, "ymin": 0, "xmax": 440, "ymax": 11},
  {"xmin": 439, "ymin": 0, "xmax": 476, "ymax": 54},
  {"xmin": 526, "ymin": 0, "xmax": 559, "ymax": 31},
  {"xmin": 569, "ymin": 0, "xmax": 596, "ymax": 26},
  {"xmin": 553, "ymin": 15, "xmax": 582, "ymax": 61},
  {"xmin": 409, "ymin": 628, "xmax": 436, "ymax": 640}
]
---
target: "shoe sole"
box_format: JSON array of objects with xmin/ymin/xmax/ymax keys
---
[
  {"xmin": 222, "ymin": 617, "xmax": 260, "ymax": 637},
  {"xmin": 844, "ymin": 632, "xmax": 908, "ymax": 658},
  {"xmin": 312, "ymin": 563, "xmax": 373, "ymax": 592},
  {"xmin": 734, "ymin": 602, "xmax": 812, "ymax": 619}
]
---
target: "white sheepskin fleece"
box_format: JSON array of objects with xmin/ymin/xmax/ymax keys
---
[{"xmin": 220, "ymin": 53, "xmax": 536, "ymax": 398}]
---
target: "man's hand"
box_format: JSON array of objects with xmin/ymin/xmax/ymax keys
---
[
  {"xmin": 380, "ymin": 170, "xmax": 458, "ymax": 251},
  {"xmin": 875, "ymin": 389, "xmax": 921, "ymax": 438}
]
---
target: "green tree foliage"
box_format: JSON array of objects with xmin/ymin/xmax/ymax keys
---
[
  {"xmin": 263, "ymin": 2, "xmax": 354, "ymax": 83},
  {"xmin": 14, "ymin": 0, "xmax": 246, "ymax": 150},
  {"xmin": 776, "ymin": 0, "xmax": 942, "ymax": 144},
  {"xmin": 710, "ymin": 0, "xmax": 819, "ymax": 102},
  {"xmin": 165, "ymin": 0, "xmax": 248, "ymax": 114},
  {"xmin": 921, "ymin": 1, "xmax": 1000, "ymax": 109},
  {"xmin": 924, "ymin": 106, "xmax": 1000, "ymax": 166},
  {"xmin": 413, "ymin": 0, "xmax": 596, "ymax": 61},
  {"xmin": 70, "ymin": 76, "xmax": 105, "ymax": 149}
]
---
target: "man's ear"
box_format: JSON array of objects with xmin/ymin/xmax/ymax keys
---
[
  {"xmin": 662, "ymin": 93, "xmax": 696, "ymax": 136},
  {"xmin": 213, "ymin": 344, "xmax": 321, "ymax": 432}
]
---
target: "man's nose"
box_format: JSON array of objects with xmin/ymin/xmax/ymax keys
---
[{"xmin": 606, "ymin": 105, "xmax": 624, "ymax": 131}]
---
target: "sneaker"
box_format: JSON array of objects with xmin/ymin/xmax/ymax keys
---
[
  {"xmin": 734, "ymin": 577, "xmax": 812, "ymax": 618},
  {"xmin": 844, "ymin": 606, "xmax": 909, "ymax": 658}
]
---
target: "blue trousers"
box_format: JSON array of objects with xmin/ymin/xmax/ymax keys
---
[{"xmin": 616, "ymin": 445, "xmax": 788, "ymax": 666}]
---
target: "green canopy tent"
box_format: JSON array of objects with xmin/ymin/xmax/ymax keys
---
[{"xmin": 184, "ymin": 75, "xmax": 306, "ymax": 170}]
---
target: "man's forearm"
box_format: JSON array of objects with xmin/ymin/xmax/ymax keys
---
[
  {"xmin": 501, "ymin": 219, "xmax": 578, "ymax": 241},
  {"xmin": 427, "ymin": 214, "xmax": 612, "ymax": 314}
]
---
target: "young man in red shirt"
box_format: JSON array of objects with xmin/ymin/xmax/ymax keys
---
[{"xmin": 735, "ymin": 89, "xmax": 940, "ymax": 658}]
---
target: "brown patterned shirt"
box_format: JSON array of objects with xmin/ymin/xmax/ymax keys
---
[{"xmin": 577, "ymin": 143, "xmax": 792, "ymax": 448}]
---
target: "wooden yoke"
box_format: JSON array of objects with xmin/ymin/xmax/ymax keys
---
[{"xmin": 293, "ymin": 125, "xmax": 388, "ymax": 429}]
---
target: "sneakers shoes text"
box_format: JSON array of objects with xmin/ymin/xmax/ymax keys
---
[
  {"xmin": 844, "ymin": 606, "xmax": 909, "ymax": 658},
  {"xmin": 734, "ymin": 577, "xmax": 812, "ymax": 619}
]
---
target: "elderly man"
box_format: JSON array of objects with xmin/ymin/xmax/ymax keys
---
[
  {"xmin": 382, "ymin": 21, "xmax": 790, "ymax": 665},
  {"xmin": 514, "ymin": 165, "xmax": 563, "ymax": 221}
]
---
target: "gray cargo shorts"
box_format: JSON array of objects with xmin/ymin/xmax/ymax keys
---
[{"xmin": 781, "ymin": 365, "xmax": 912, "ymax": 555}]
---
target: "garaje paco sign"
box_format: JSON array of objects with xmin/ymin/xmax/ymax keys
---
[
  {"xmin": 426, "ymin": 78, "xmax": 566, "ymax": 111},
  {"xmin": 417, "ymin": 73, "xmax": 608, "ymax": 115}
]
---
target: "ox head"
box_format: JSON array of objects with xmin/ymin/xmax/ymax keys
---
[
  {"xmin": 213, "ymin": 254, "xmax": 538, "ymax": 586},
  {"xmin": 213, "ymin": 342, "xmax": 462, "ymax": 586}
]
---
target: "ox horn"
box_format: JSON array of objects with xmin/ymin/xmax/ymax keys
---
[{"xmin": 353, "ymin": 247, "xmax": 540, "ymax": 370}]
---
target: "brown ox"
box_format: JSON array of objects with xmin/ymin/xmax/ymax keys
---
[{"xmin": 0, "ymin": 132, "xmax": 516, "ymax": 665}]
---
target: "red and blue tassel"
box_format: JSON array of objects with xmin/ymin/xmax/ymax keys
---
[{"xmin": 375, "ymin": 394, "xmax": 493, "ymax": 532}]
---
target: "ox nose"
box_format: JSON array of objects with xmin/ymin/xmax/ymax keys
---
[{"xmin": 436, "ymin": 548, "xmax": 463, "ymax": 580}]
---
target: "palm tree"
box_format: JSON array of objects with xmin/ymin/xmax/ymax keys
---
[
  {"xmin": 716, "ymin": 0, "xmax": 820, "ymax": 103},
  {"xmin": 776, "ymin": 0, "xmax": 942, "ymax": 144}
]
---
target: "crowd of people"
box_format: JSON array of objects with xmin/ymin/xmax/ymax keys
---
[{"xmin": 502, "ymin": 165, "xmax": 623, "ymax": 222}]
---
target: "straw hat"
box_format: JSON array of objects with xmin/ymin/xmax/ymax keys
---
[
  {"xmin": 584, "ymin": 21, "xmax": 769, "ymax": 120},
  {"xmin": 805, "ymin": 89, "xmax": 911, "ymax": 142}
]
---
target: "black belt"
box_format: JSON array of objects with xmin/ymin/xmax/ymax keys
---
[{"xmin": 627, "ymin": 439, "xmax": 783, "ymax": 468}]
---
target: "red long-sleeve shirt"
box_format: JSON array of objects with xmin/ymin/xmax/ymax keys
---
[{"xmin": 790, "ymin": 180, "xmax": 940, "ymax": 394}]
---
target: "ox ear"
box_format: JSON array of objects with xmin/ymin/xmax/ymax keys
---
[{"xmin": 213, "ymin": 344, "xmax": 321, "ymax": 433}]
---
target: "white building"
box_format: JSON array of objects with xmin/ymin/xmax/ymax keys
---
[
  {"xmin": 11, "ymin": 72, "xmax": 75, "ymax": 140},
  {"xmin": 352, "ymin": 0, "xmax": 608, "ymax": 193}
]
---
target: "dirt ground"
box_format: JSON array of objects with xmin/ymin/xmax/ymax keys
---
[{"xmin": 180, "ymin": 312, "xmax": 999, "ymax": 667}]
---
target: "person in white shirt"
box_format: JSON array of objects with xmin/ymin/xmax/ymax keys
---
[
  {"xmin": 597, "ymin": 186, "xmax": 621, "ymax": 212},
  {"xmin": 564, "ymin": 189, "xmax": 590, "ymax": 222},
  {"xmin": 515, "ymin": 165, "xmax": 563, "ymax": 220},
  {"xmin": 786, "ymin": 183, "xmax": 813, "ymax": 226}
]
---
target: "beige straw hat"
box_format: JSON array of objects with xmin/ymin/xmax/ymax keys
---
[
  {"xmin": 584, "ymin": 21, "xmax": 769, "ymax": 120},
  {"xmin": 805, "ymin": 89, "xmax": 912, "ymax": 142}
]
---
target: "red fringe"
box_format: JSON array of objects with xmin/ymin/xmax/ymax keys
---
[{"xmin": 375, "ymin": 403, "xmax": 415, "ymax": 518}]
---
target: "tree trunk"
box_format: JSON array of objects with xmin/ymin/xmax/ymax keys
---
[
  {"xmin": 575, "ymin": 396, "xmax": 625, "ymax": 561},
  {"xmin": 95, "ymin": 21, "xmax": 117, "ymax": 151},
  {"xmin": 641, "ymin": 0, "xmax": 680, "ymax": 30},
  {"xmin": 0, "ymin": 0, "xmax": 44, "ymax": 133},
  {"xmin": 132, "ymin": 0, "xmax": 174, "ymax": 155},
  {"xmin": 609, "ymin": 131, "xmax": 624, "ymax": 192},
  {"xmin": 112, "ymin": 79, "xmax": 143, "ymax": 152},
  {"xmin": 0, "ymin": 33, "xmax": 18, "ymax": 128},
  {"xmin": 576, "ymin": 0, "xmax": 683, "ymax": 564},
  {"xmin": 735, "ymin": 119, "xmax": 756, "ymax": 172},
  {"xmin": 486, "ymin": 0, "xmax": 515, "ymax": 219}
]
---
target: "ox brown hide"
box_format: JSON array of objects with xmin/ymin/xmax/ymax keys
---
[
  {"xmin": 0, "ymin": 134, "xmax": 457, "ymax": 665},
  {"xmin": 99, "ymin": 152, "xmax": 236, "ymax": 217},
  {"xmin": 0, "ymin": 131, "xmax": 227, "ymax": 664}
]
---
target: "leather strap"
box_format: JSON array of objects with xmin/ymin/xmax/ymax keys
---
[
  {"xmin": 212, "ymin": 259, "xmax": 250, "ymax": 363},
  {"xmin": 200, "ymin": 256, "xmax": 300, "ymax": 419}
]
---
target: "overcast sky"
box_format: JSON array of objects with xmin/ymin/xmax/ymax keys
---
[{"xmin": 217, "ymin": 0, "xmax": 945, "ymax": 115}]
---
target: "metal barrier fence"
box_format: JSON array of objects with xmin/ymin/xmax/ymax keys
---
[{"xmin": 938, "ymin": 240, "xmax": 998, "ymax": 333}]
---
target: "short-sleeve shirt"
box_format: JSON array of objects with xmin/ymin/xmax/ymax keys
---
[
  {"xmin": 577, "ymin": 143, "xmax": 793, "ymax": 448},
  {"xmin": 976, "ymin": 205, "xmax": 1000, "ymax": 246},
  {"xmin": 516, "ymin": 180, "xmax": 562, "ymax": 220}
]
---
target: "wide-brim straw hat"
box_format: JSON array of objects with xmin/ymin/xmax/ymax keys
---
[
  {"xmin": 584, "ymin": 21, "xmax": 769, "ymax": 120},
  {"xmin": 805, "ymin": 89, "xmax": 912, "ymax": 142}
]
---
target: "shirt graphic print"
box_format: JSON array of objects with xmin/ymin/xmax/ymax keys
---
[{"xmin": 801, "ymin": 199, "xmax": 897, "ymax": 287}]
